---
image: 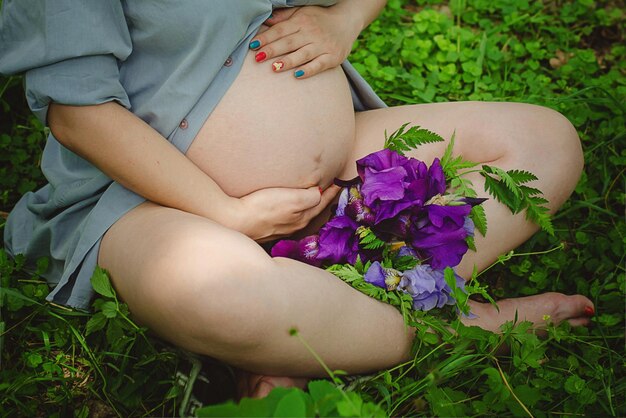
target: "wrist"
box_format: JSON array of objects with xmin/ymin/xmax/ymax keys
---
[{"xmin": 335, "ymin": 0, "xmax": 386, "ymax": 33}]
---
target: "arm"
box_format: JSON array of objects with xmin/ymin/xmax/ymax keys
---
[
  {"xmin": 250, "ymin": 0, "xmax": 387, "ymax": 79},
  {"xmin": 48, "ymin": 102, "xmax": 339, "ymax": 242}
]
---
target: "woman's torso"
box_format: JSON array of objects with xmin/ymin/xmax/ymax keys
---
[{"xmin": 186, "ymin": 36, "xmax": 356, "ymax": 198}]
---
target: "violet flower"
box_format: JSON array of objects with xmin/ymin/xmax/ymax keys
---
[
  {"xmin": 356, "ymin": 149, "xmax": 432, "ymax": 224},
  {"xmin": 364, "ymin": 261, "xmax": 402, "ymax": 291},
  {"xmin": 316, "ymin": 215, "xmax": 361, "ymax": 265},
  {"xmin": 271, "ymin": 235, "xmax": 322, "ymax": 267},
  {"xmin": 398, "ymin": 264, "xmax": 465, "ymax": 311},
  {"xmin": 409, "ymin": 204, "xmax": 472, "ymax": 269}
]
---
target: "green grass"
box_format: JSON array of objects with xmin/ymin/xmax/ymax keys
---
[{"xmin": 1, "ymin": 0, "xmax": 624, "ymax": 416}]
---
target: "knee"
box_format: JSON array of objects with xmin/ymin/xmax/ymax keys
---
[
  {"xmin": 152, "ymin": 233, "xmax": 283, "ymax": 351},
  {"xmin": 526, "ymin": 104, "xmax": 584, "ymax": 177}
]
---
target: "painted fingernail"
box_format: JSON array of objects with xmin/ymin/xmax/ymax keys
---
[
  {"xmin": 255, "ymin": 51, "xmax": 267, "ymax": 62},
  {"xmin": 294, "ymin": 70, "xmax": 305, "ymax": 78},
  {"xmin": 269, "ymin": 13, "xmax": 274, "ymax": 18},
  {"xmin": 584, "ymin": 306, "xmax": 595, "ymax": 317},
  {"xmin": 249, "ymin": 40, "xmax": 261, "ymax": 50},
  {"xmin": 272, "ymin": 61, "xmax": 284, "ymax": 72}
]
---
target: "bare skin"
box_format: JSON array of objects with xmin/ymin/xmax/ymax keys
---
[
  {"xmin": 45, "ymin": 0, "xmax": 592, "ymax": 401},
  {"xmin": 97, "ymin": 101, "xmax": 593, "ymax": 398}
]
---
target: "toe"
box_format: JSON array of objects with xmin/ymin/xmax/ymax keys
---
[
  {"xmin": 553, "ymin": 294, "xmax": 594, "ymax": 323},
  {"xmin": 567, "ymin": 317, "xmax": 591, "ymax": 328}
]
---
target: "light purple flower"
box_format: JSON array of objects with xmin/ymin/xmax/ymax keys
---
[
  {"xmin": 463, "ymin": 217, "xmax": 475, "ymax": 238},
  {"xmin": 364, "ymin": 261, "xmax": 402, "ymax": 291},
  {"xmin": 398, "ymin": 264, "xmax": 465, "ymax": 311}
]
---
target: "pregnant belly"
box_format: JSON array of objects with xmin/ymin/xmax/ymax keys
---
[{"xmin": 186, "ymin": 48, "xmax": 356, "ymax": 198}]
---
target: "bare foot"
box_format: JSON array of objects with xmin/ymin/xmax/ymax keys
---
[
  {"xmin": 237, "ymin": 370, "xmax": 309, "ymax": 399},
  {"xmin": 462, "ymin": 292, "xmax": 595, "ymax": 333}
]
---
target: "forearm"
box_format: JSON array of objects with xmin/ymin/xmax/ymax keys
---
[
  {"xmin": 335, "ymin": 0, "xmax": 387, "ymax": 33},
  {"xmin": 48, "ymin": 101, "xmax": 238, "ymax": 225}
]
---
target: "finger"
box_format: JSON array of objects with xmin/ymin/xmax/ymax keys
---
[
  {"xmin": 301, "ymin": 185, "xmax": 341, "ymax": 218},
  {"xmin": 249, "ymin": 20, "xmax": 298, "ymax": 52},
  {"xmin": 270, "ymin": 43, "xmax": 317, "ymax": 72},
  {"xmin": 256, "ymin": 32, "xmax": 311, "ymax": 64},
  {"xmin": 293, "ymin": 186, "xmax": 323, "ymax": 210},
  {"xmin": 264, "ymin": 7, "xmax": 299, "ymax": 26},
  {"xmin": 292, "ymin": 54, "xmax": 334, "ymax": 79}
]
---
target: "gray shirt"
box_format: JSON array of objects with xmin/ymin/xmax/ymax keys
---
[{"xmin": 0, "ymin": 0, "xmax": 385, "ymax": 309}]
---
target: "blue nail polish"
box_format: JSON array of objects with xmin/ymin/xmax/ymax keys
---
[
  {"xmin": 249, "ymin": 40, "xmax": 261, "ymax": 50},
  {"xmin": 269, "ymin": 13, "xmax": 274, "ymax": 18},
  {"xmin": 294, "ymin": 70, "xmax": 305, "ymax": 78}
]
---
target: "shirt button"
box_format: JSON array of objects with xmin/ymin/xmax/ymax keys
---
[
  {"xmin": 179, "ymin": 119, "xmax": 188, "ymax": 130},
  {"xmin": 224, "ymin": 57, "xmax": 233, "ymax": 67}
]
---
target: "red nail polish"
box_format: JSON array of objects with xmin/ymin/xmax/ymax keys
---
[
  {"xmin": 272, "ymin": 61, "xmax": 284, "ymax": 72},
  {"xmin": 584, "ymin": 306, "xmax": 595, "ymax": 317},
  {"xmin": 255, "ymin": 51, "xmax": 267, "ymax": 62}
]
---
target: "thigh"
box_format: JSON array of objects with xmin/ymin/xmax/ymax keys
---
[
  {"xmin": 98, "ymin": 201, "xmax": 274, "ymax": 347},
  {"xmin": 344, "ymin": 101, "xmax": 582, "ymax": 277},
  {"xmin": 342, "ymin": 101, "xmax": 580, "ymax": 181}
]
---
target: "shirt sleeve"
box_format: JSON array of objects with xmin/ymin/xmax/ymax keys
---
[
  {"xmin": 0, "ymin": 0, "xmax": 132, "ymax": 124},
  {"xmin": 274, "ymin": 1, "xmax": 339, "ymax": 7}
]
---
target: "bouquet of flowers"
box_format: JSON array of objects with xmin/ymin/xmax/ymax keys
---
[{"xmin": 271, "ymin": 124, "xmax": 553, "ymax": 319}]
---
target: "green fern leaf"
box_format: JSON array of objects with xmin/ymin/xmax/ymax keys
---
[
  {"xmin": 485, "ymin": 165, "xmax": 522, "ymax": 198},
  {"xmin": 326, "ymin": 264, "xmax": 363, "ymax": 283},
  {"xmin": 508, "ymin": 169, "xmax": 538, "ymax": 184},
  {"xmin": 470, "ymin": 205, "xmax": 488, "ymax": 236},
  {"xmin": 384, "ymin": 124, "xmax": 444, "ymax": 155},
  {"xmin": 482, "ymin": 174, "xmax": 522, "ymax": 212},
  {"xmin": 525, "ymin": 204, "xmax": 554, "ymax": 235}
]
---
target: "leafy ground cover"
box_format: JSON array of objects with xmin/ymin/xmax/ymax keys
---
[{"xmin": 1, "ymin": 0, "xmax": 624, "ymax": 416}]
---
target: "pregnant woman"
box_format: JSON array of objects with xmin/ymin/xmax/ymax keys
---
[{"xmin": 1, "ymin": 0, "xmax": 593, "ymax": 397}]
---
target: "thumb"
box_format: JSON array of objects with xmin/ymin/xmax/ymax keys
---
[
  {"xmin": 265, "ymin": 7, "xmax": 299, "ymax": 26},
  {"xmin": 296, "ymin": 186, "xmax": 323, "ymax": 209}
]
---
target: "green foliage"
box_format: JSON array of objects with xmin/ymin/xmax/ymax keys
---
[
  {"xmin": 383, "ymin": 122, "xmax": 444, "ymax": 155},
  {"xmin": 1, "ymin": 0, "xmax": 624, "ymax": 417},
  {"xmin": 0, "ymin": 252, "xmax": 183, "ymax": 417},
  {"xmin": 482, "ymin": 165, "xmax": 555, "ymax": 235}
]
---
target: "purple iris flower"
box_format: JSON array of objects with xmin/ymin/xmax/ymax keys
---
[
  {"xmin": 427, "ymin": 158, "xmax": 446, "ymax": 197},
  {"xmin": 397, "ymin": 245, "xmax": 418, "ymax": 258},
  {"xmin": 339, "ymin": 185, "xmax": 376, "ymax": 225},
  {"xmin": 364, "ymin": 261, "xmax": 402, "ymax": 291},
  {"xmin": 398, "ymin": 264, "xmax": 465, "ymax": 311},
  {"xmin": 463, "ymin": 217, "xmax": 475, "ymax": 238},
  {"xmin": 409, "ymin": 204, "xmax": 472, "ymax": 269},
  {"xmin": 271, "ymin": 235, "xmax": 322, "ymax": 267},
  {"xmin": 335, "ymin": 187, "xmax": 349, "ymax": 216},
  {"xmin": 317, "ymin": 215, "xmax": 361, "ymax": 265},
  {"xmin": 356, "ymin": 149, "xmax": 433, "ymax": 224}
]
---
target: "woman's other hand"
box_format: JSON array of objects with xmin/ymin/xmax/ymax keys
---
[
  {"xmin": 249, "ymin": 6, "xmax": 362, "ymax": 79},
  {"xmin": 231, "ymin": 185, "xmax": 341, "ymax": 242}
]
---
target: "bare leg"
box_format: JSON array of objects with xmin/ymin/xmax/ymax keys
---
[
  {"xmin": 98, "ymin": 102, "xmax": 591, "ymax": 396},
  {"xmin": 99, "ymin": 202, "xmax": 414, "ymax": 377},
  {"xmin": 343, "ymin": 102, "xmax": 583, "ymax": 277}
]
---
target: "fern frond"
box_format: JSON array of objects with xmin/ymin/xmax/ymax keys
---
[
  {"xmin": 384, "ymin": 124, "xmax": 444, "ymax": 155},
  {"xmin": 326, "ymin": 264, "xmax": 363, "ymax": 283},
  {"xmin": 482, "ymin": 174, "xmax": 522, "ymax": 212},
  {"xmin": 485, "ymin": 166, "xmax": 521, "ymax": 198},
  {"xmin": 470, "ymin": 205, "xmax": 488, "ymax": 236},
  {"xmin": 507, "ymin": 169, "xmax": 538, "ymax": 184}
]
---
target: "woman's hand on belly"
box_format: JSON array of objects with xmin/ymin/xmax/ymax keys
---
[
  {"xmin": 229, "ymin": 184, "xmax": 340, "ymax": 242},
  {"xmin": 249, "ymin": 6, "xmax": 360, "ymax": 79}
]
